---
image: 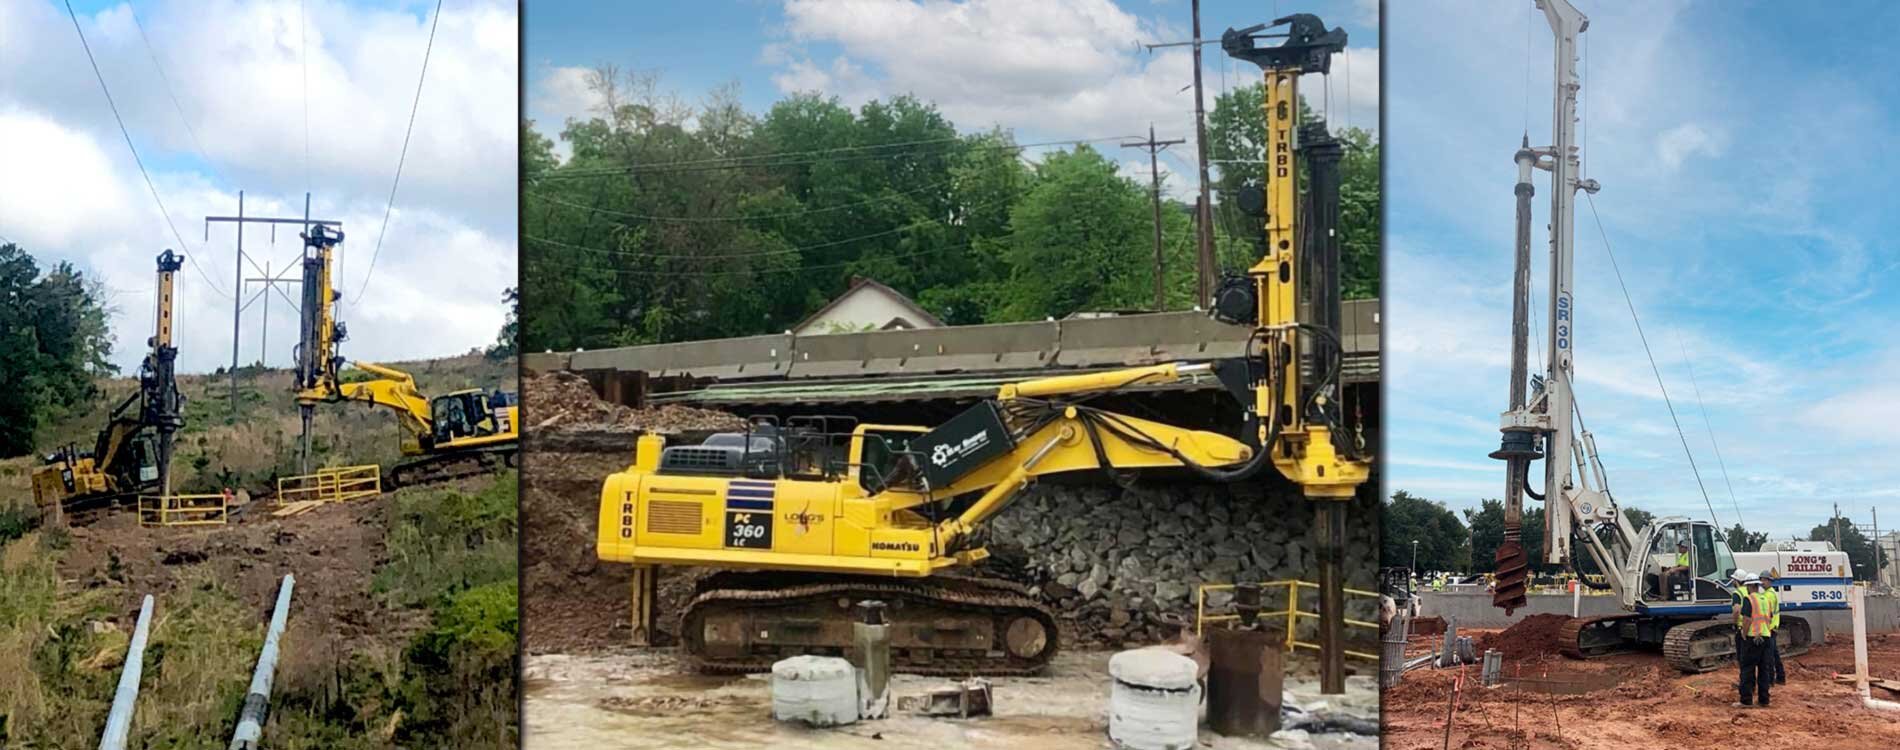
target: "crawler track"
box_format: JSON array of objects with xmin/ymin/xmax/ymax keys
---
[
  {"xmin": 388, "ymin": 444, "xmax": 518, "ymax": 488},
  {"xmin": 1662, "ymin": 616, "xmax": 1811, "ymax": 674},
  {"xmin": 682, "ymin": 571, "xmax": 1059, "ymax": 676},
  {"xmin": 1559, "ymin": 614, "xmax": 1641, "ymax": 659}
]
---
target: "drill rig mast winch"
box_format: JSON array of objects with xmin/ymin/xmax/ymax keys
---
[
  {"xmin": 596, "ymin": 12, "xmax": 1371, "ymax": 686},
  {"xmin": 1488, "ymin": 0, "xmax": 1851, "ymax": 673},
  {"xmin": 293, "ymin": 225, "xmax": 519, "ymax": 487}
]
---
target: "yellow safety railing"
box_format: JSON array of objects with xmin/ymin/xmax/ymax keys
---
[
  {"xmin": 277, "ymin": 465, "xmax": 383, "ymax": 505},
  {"xmin": 138, "ymin": 493, "xmax": 228, "ymax": 527},
  {"xmin": 1195, "ymin": 579, "xmax": 1381, "ymax": 662}
]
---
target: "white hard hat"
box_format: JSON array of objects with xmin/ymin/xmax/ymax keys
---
[
  {"xmin": 1743, "ymin": 573, "xmax": 1761, "ymax": 585},
  {"xmin": 1730, "ymin": 569, "xmax": 1748, "ymax": 582}
]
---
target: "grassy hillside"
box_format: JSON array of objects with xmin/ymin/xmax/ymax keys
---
[{"xmin": 0, "ymin": 474, "xmax": 519, "ymax": 747}]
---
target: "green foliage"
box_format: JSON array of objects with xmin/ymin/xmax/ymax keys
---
[
  {"xmin": 1463, "ymin": 499, "xmax": 1557, "ymax": 576},
  {"xmin": 391, "ymin": 580, "xmax": 518, "ymax": 746},
  {"xmin": 521, "ymin": 73, "xmax": 1380, "ymax": 350},
  {"xmin": 374, "ymin": 473, "xmax": 518, "ymax": 608},
  {"xmin": 1725, "ymin": 522, "xmax": 1768, "ymax": 553},
  {"xmin": 0, "ymin": 242, "xmax": 116, "ymax": 457},
  {"xmin": 486, "ymin": 287, "xmax": 520, "ymax": 360},
  {"xmin": 1807, "ymin": 516, "xmax": 1888, "ymax": 582},
  {"xmin": 1383, "ymin": 490, "xmax": 1471, "ymax": 572}
]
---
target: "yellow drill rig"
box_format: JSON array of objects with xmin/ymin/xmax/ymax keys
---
[
  {"xmin": 291, "ymin": 225, "xmax": 518, "ymax": 486},
  {"xmin": 595, "ymin": 12, "xmax": 1369, "ymax": 680},
  {"xmin": 32, "ymin": 250, "xmax": 186, "ymax": 517}
]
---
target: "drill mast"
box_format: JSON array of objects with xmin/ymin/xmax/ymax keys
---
[
  {"xmin": 142, "ymin": 250, "xmax": 185, "ymax": 497},
  {"xmin": 1220, "ymin": 13, "xmax": 1371, "ymax": 694}
]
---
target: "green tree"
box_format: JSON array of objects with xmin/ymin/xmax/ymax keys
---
[
  {"xmin": 1383, "ymin": 490, "xmax": 1471, "ymax": 572},
  {"xmin": 996, "ymin": 145, "xmax": 1193, "ymax": 319},
  {"xmin": 1465, "ymin": 500, "xmax": 1555, "ymax": 575},
  {"xmin": 486, "ymin": 287, "xmax": 518, "ymax": 360},
  {"xmin": 1725, "ymin": 523, "xmax": 1768, "ymax": 553},
  {"xmin": 0, "ymin": 242, "xmax": 115, "ymax": 456},
  {"xmin": 1808, "ymin": 517, "xmax": 1887, "ymax": 582}
]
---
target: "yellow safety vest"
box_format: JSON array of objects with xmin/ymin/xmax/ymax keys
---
[
  {"xmin": 1676, "ymin": 551, "xmax": 1689, "ymax": 567},
  {"xmin": 1743, "ymin": 591, "xmax": 1774, "ymax": 638},
  {"xmin": 1731, "ymin": 590, "xmax": 1744, "ymax": 628},
  {"xmin": 1764, "ymin": 587, "xmax": 1780, "ymax": 630}
]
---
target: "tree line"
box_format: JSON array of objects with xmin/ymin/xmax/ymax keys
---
[
  {"xmin": 1385, "ymin": 489, "xmax": 1893, "ymax": 583},
  {"xmin": 0, "ymin": 242, "xmax": 115, "ymax": 457},
  {"xmin": 519, "ymin": 70, "xmax": 1380, "ymax": 352}
]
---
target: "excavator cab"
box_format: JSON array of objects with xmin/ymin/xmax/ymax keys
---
[
  {"xmin": 1636, "ymin": 518, "xmax": 1736, "ymax": 605},
  {"xmin": 429, "ymin": 389, "xmax": 499, "ymax": 446}
]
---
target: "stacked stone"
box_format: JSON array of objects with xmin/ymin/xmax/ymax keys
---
[{"xmin": 987, "ymin": 480, "xmax": 1379, "ymax": 647}]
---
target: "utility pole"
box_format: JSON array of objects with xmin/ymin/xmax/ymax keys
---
[
  {"xmin": 1834, "ymin": 502, "xmax": 1844, "ymax": 551},
  {"xmin": 244, "ymin": 260, "xmax": 303, "ymax": 369},
  {"xmin": 1190, "ymin": 0, "xmax": 1216, "ymax": 306},
  {"xmin": 1123, "ymin": 124, "xmax": 1185, "ymax": 311},
  {"xmin": 205, "ymin": 192, "xmax": 341, "ymax": 417}
]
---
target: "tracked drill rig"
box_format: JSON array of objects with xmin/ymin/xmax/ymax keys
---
[
  {"xmin": 32, "ymin": 250, "xmax": 185, "ymax": 515},
  {"xmin": 292, "ymin": 225, "xmax": 518, "ymax": 486},
  {"xmin": 1487, "ymin": 0, "xmax": 1851, "ymax": 672},
  {"xmin": 595, "ymin": 13, "xmax": 1370, "ymax": 685}
]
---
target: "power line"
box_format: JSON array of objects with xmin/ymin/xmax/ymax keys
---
[
  {"xmin": 300, "ymin": 0, "xmax": 310, "ymax": 195},
  {"xmin": 1585, "ymin": 192, "xmax": 1721, "ymax": 530},
  {"xmin": 352, "ymin": 0, "xmax": 443, "ymax": 304},
  {"xmin": 65, "ymin": 0, "xmax": 230, "ymax": 300},
  {"xmin": 129, "ymin": 6, "xmax": 219, "ymax": 183},
  {"xmin": 524, "ymin": 194, "xmax": 1014, "ymax": 261},
  {"xmin": 523, "ymin": 238, "xmax": 968, "ymax": 279},
  {"xmin": 538, "ymin": 135, "xmax": 1139, "ymax": 179},
  {"xmin": 525, "ymin": 172, "xmax": 968, "ymax": 222},
  {"xmin": 1678, "ymin": 334, "xmax": 1745, "ymax": 531}
]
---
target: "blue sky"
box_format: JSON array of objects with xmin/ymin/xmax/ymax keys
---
[
  {"xmin": 523, "ymin": 0, "xmax": 1378, "ymax": 196},
  {"xmin": 0, "ymin": 0, "xmax": 516, "ymax": 374},
  {"xmin": 1386, "ymin": 0, "xmax": 1900, "ymax": 539}
]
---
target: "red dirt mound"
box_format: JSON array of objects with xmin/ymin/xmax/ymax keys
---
[{"xmin": 1477, "ymin": 613, "xmax": 1572, "ymax": 659}]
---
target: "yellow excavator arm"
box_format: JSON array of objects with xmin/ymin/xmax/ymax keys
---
[{"xmin": 296, "ymin": 359, "xmax": 435, "ymax": 453}]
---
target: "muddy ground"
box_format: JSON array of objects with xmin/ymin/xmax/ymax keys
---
[
  {"xmin": 58, "ymin": 492, "xmax": 421, "ymax": 646},
  {"xmin": 1382, "ymin": 623, "xmax": 1900, "ymax": 749},
  {"xmin": 523, "ymin": 649, "xmax": 1377, "ymax": 750}
]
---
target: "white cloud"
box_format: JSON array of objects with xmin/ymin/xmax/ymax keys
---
[
  {"xmin": 1655, "ymin": 122, "xmax": 1723, "ymax": 170},
  {"xmin": 0, "ymin": 0, "xmax": 517, "ymax": 374},
  {"xmin": 763, "ymin": 0, "xmax": 1377, "ymax": 196}
]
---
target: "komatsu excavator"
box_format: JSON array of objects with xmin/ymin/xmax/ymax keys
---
[
  {"xmin": 596, "ymin": 12, "xmax": 1369, "ymax": 682},
  {"xmin": 32, "ymin": 250, "xmax": 186, "ymax": 516},
  {"xmin": 292, "ymin": 225, "xmax": 518, "ymax": 486},
  {"xmin": 1488, "ymin": 0, "xmax": 1851, "ymax": 673}
]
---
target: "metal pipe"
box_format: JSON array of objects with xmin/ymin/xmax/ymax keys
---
[
  {"xmin": 230, "ymin": 574, "xmax": 296, "ymax": 750},
  {"xmin": 99, "ymin": 594, "xmax": 154, "ymax": 750}
]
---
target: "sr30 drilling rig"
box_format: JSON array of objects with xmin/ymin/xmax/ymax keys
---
[
  {"xmin": 595, "ymin": 13, "xmax": 1371, "ymax": 684},
  {"xmin": 1489, "ymin": 0, "xmax": 1850, "ymax": 673},
  {"xmin": 292, "ymin": 225, "xmax": 518, "ymax": 486},
  {"xmin": 32, "ymin": 250, "xmax": 185, "ymax": 517}
]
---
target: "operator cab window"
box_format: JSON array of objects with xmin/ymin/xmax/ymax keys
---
[{"xmin": 1690, "ymin": 524, "xmax": 1717, "ymax": 578}]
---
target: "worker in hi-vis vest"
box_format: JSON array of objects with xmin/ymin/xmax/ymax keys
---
[
  {"xmin": 1728, "ymin": 569, "xmax": 1747, "ymax": 657},
  {"xmin": 1733, "ymin": 572, "xmax": 1775, "ymax": 708},
  {"xmin": 1761, "ymin": 568, "xmax": 1785, "ymax": 685},
  {"xmin": 1662, "ymin": 541, "xmax": 1692, "ymax": 600}
]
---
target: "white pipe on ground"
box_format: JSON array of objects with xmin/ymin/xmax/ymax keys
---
[
  {"xmin": 99, "ymin": 594, "xmax": 155, "ymax": 750},
  {"xmin": 229, "ymin": 574, "xmax": 295, "ymax": 750}
]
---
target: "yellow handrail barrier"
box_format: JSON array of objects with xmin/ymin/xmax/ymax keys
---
[
  {"xmin": 1195, "ymin": 579, "xmax": 1381, "ymax": 662},
  {"xmin": 276, "ymin": 465, "xmax": 382, "ymax": 505},
  {"xmin": 138, "ymin": 493, "xmax": 229, "ymax": 527}
]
